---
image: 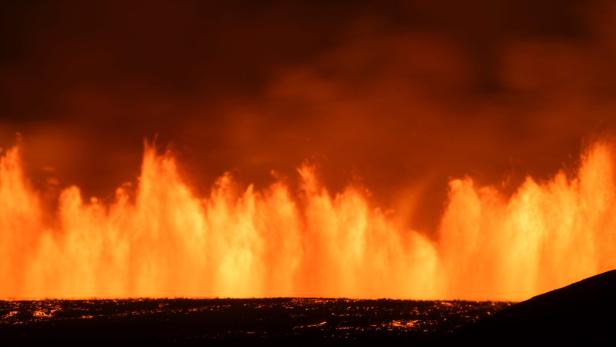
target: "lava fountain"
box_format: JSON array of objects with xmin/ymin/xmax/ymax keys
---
[{"xmin": 1, "ymin": 141, "xmax": 615, "ymax": 301}]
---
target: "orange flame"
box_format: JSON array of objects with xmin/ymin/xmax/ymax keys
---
[{"xmin": 1, "ymin": 141, "xmax": 615, "ymax": 300}]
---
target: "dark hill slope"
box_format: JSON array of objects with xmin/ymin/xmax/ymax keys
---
[{"xmin": 453, "ymin": 270, "xmax": 616, "ymax": 344}]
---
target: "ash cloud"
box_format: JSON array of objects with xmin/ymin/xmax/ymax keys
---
[{"xmin": 1, "ymin": 0, "xmax": 615, "ymax": 232}]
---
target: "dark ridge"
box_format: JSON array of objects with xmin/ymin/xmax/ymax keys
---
[{"xmin": 450, "ymin": 269, "xmax": 616, "ymax": 344}]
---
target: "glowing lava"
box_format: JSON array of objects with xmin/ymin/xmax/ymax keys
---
[{"xmin": 1, "ymin": 141, "xmax": 615, "ymax": 300}]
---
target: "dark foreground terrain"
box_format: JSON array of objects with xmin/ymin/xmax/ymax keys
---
[
  {"xmin": 0, "ymin": 298, "xmax": 507, "ymax": 345},
  {"xmin": 2, "ymin": 270, "xmax": 616, "ymax": 345},
  {"xmin": 453, "ymin": 269, "xmax": 616, "ymax": 344}
]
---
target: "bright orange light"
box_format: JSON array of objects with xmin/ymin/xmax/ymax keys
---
[{"xmin": 1, "ymin": 141, "xmax": 614, "ymax": 300}]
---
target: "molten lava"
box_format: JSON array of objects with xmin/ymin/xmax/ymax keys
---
[{"xmin": 1, "ymin": 141, "xmax": 615, "ymax": 300}]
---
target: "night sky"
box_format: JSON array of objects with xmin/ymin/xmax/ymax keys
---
[{"xmin": 1, "ymin": 0, "xmax": 615, "ymax": 231}]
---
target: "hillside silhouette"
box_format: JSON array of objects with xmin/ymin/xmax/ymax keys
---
[{"xmin": 453, "ymin": 270, "xmax": 616, "ymax": 344}]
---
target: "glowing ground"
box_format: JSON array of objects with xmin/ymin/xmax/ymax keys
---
[{"xmin": 0, "ymin": 298, "xmax": 509, "ymax": 345}]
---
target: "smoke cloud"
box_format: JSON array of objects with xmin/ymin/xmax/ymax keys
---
[{"xmin": 1, "ymin": 0, "xmax": 616, "ymax": 233}]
